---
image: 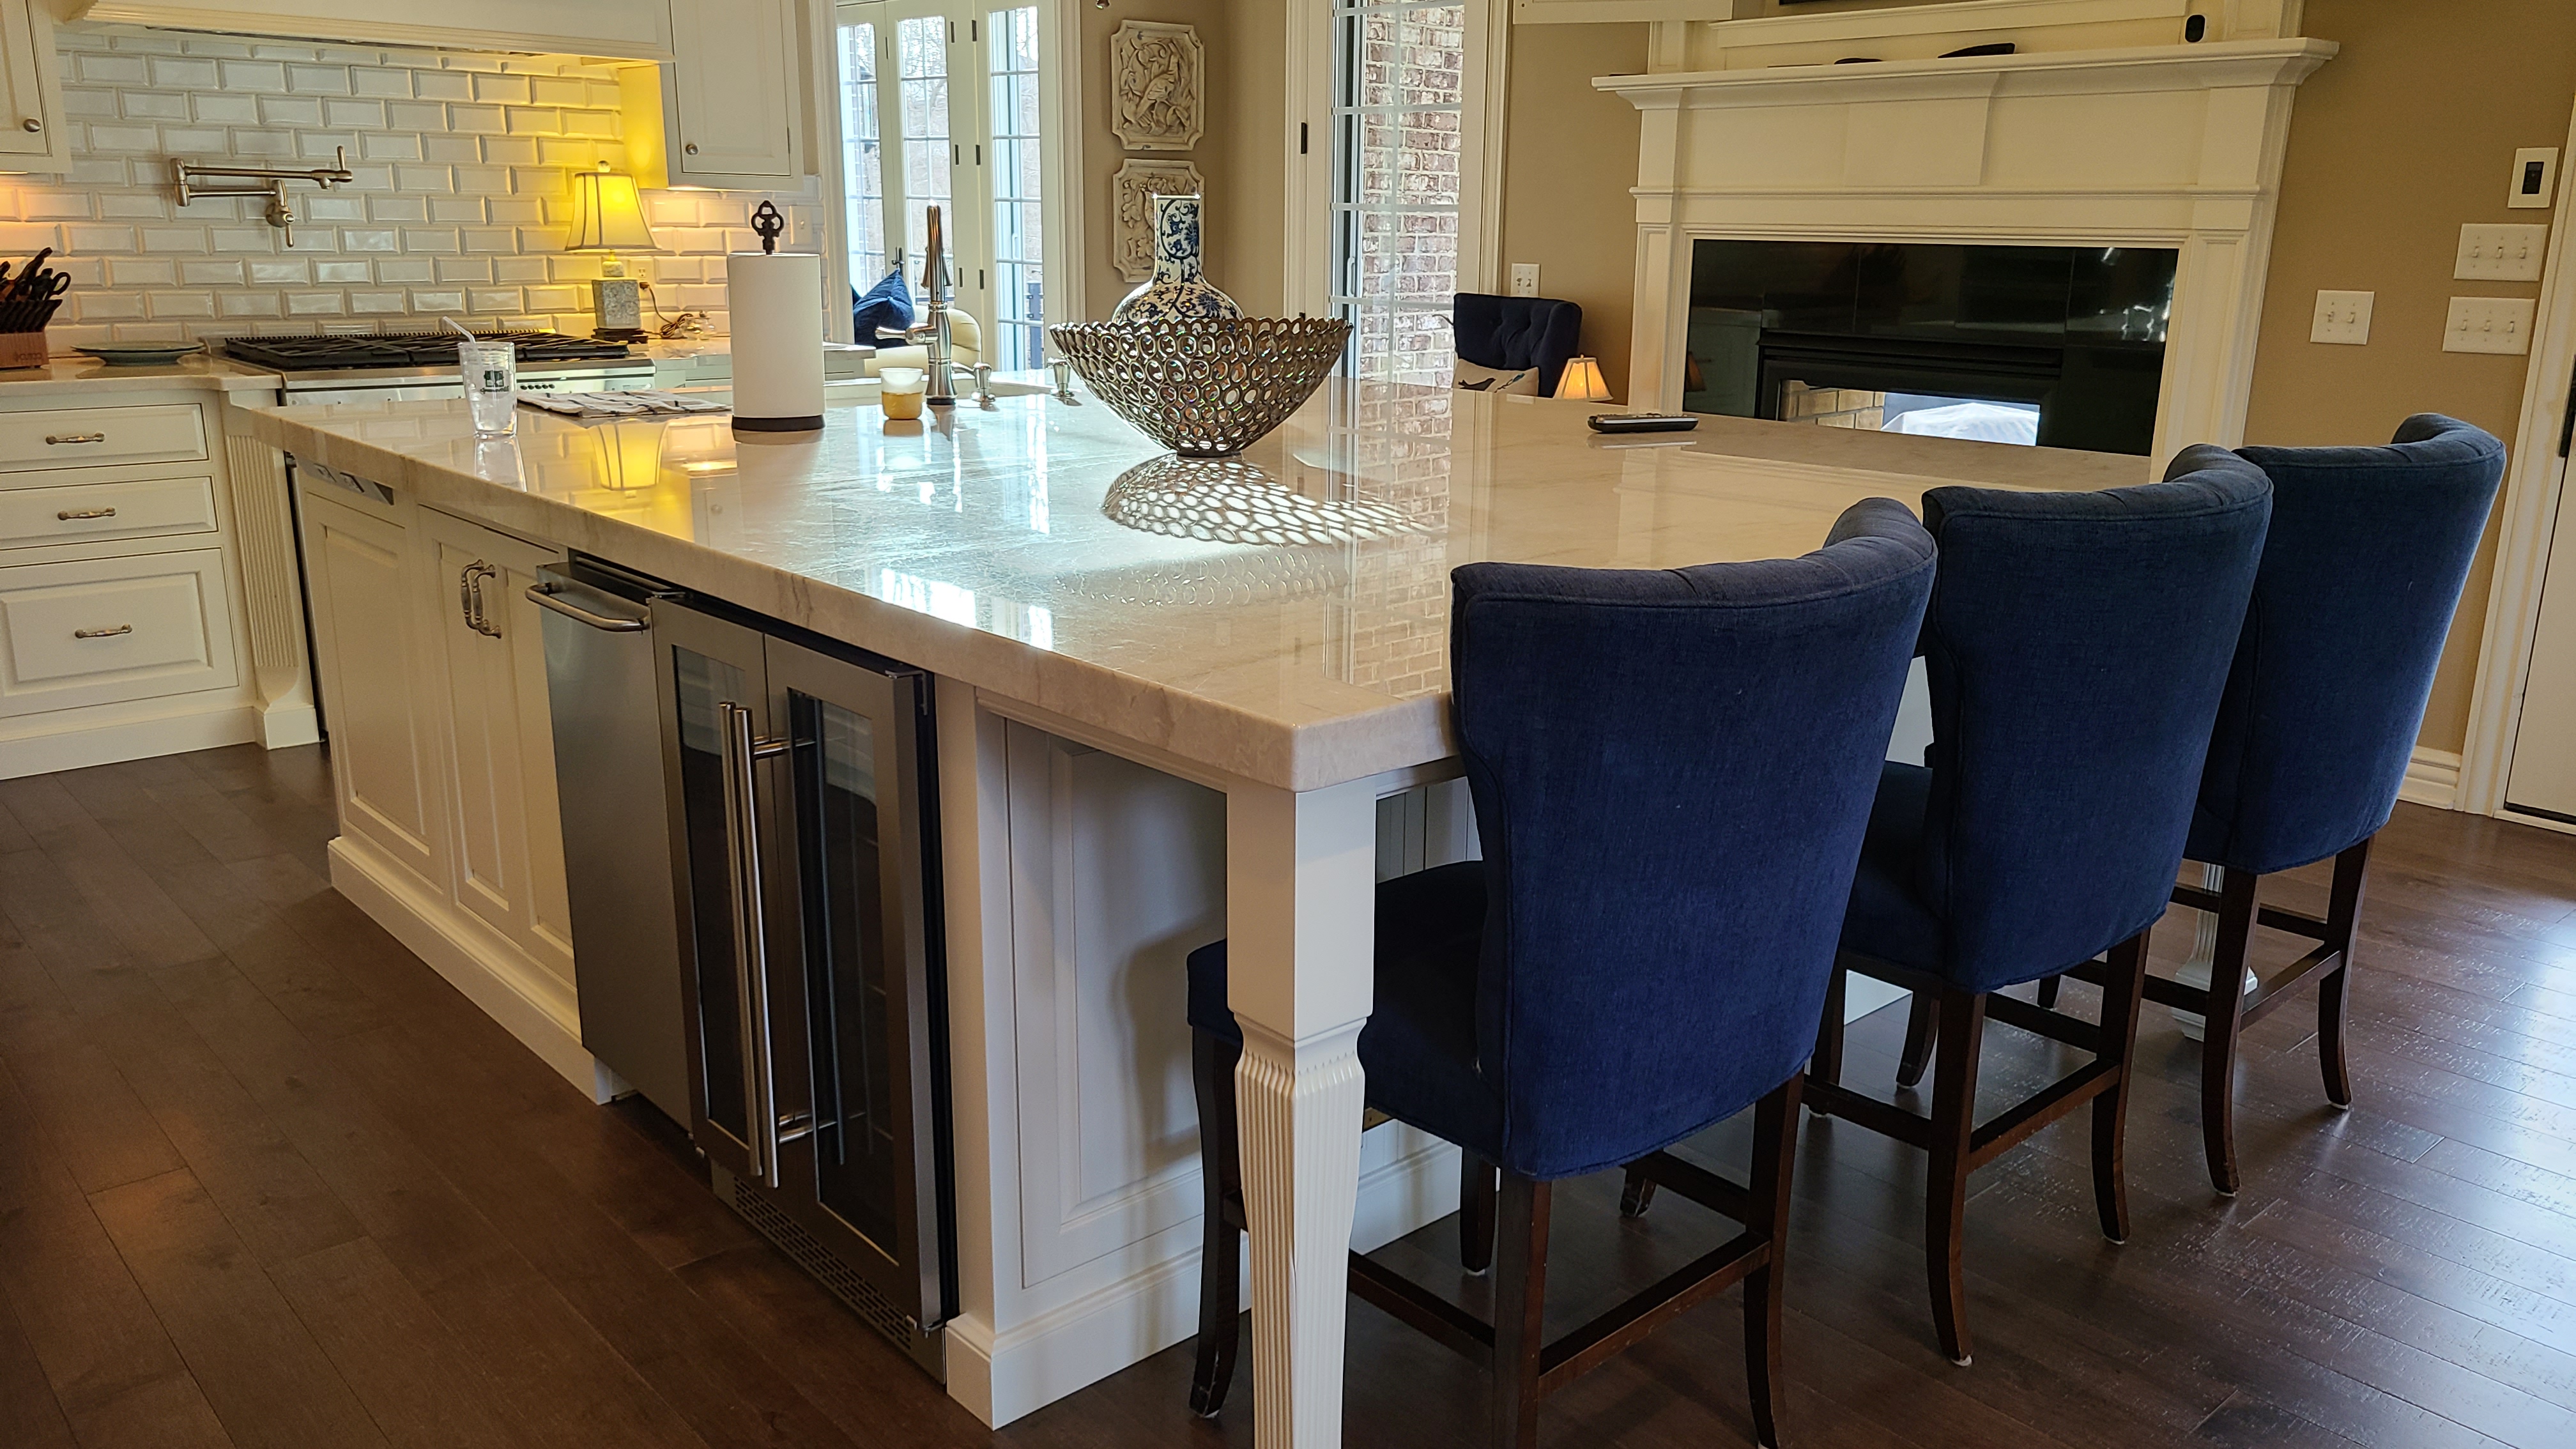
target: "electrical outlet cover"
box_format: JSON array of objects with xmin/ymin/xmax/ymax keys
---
[
  {"xmin": 2457, "ymin": 224, "xmax": 2550, "ymax": 282},
  {"xmin": 2445, "ymin": 296, "xmax": 2538, "ymax": 355},
  {"xmin": 2311, "ymin": 290, "xmax": 2373, "ymax": 345}
]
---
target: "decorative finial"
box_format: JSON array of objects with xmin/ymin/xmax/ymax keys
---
[{"xmin": 750, "ymin": 200, "xmax": 785, "ymax": 255}]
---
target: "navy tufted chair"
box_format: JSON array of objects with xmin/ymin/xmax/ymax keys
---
[
  {"xmin": 1186, "ymin": 498, "xmax": 1937, "ymax": 1448},
  {"xmin": 1800, "ymin": 463, "xmax": 2273, "ymax": 1368},
  {"xmin": 1453, "ymin": 292, "xmax": 1583, "ymax": 396},
  {"xmin": 2147, "ymin": 416, "xmax": 2503, "ymax": 1195}
]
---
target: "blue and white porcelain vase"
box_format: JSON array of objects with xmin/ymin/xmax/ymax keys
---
[{"xmin": 1111, "ymin": 194, "xmax": 1241, "ymax": 323}]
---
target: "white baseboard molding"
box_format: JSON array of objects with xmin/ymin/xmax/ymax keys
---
[
  {"xmin": 0, "ymin": 700, "xmax": 259, "ymax": 781},
  {"xmin": 326, "ymin": 834, "xmax": 608, "ymax": 1102},
  {"xmin": 949, "ymin": 1130, "xmax": 1460, "ymax": 1429},
  {"xmin": 257, "ymin": 703, "xmax": 321, "ymax": 749},
  {"xmin": 2399, "ymin": 746, "xmax": 2464, "ymax": 810}
]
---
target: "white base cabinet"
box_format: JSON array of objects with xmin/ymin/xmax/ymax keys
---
[{"xmin": 296, "ymin": 464, "xmax": 601, "ymax": 1098}]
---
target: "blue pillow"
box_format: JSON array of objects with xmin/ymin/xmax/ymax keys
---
[{"xmin": 852, "ymin": 269, "xmax": 914, "ymax": 342}]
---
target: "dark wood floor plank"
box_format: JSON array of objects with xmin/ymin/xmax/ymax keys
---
[
  {"xmin": 0, "ymin": 1064, "xmax": 233, "ymax": 1449},
  {"xmin": 88, "ymin": 1168, "xmax": 390, "ymax": 1449},
  {"xmin": 266, "ymin": 1236, "xmax": 532, "ymax": 1449},
  {"xmin": 0, "ymin": 1239, "xmax": 78, "ymax": 1449}
]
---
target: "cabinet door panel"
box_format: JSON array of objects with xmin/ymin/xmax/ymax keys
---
[
  {"xmin": 666, "ymin": 0, "xmax": 799, "ymax": 182},
  {"xmin": 300, "ymin": 489, "xmax": 442, "ymax": 888},
  {"xmin": 419, "ymin": 507, "xmax": 571, "ymax": 987}
]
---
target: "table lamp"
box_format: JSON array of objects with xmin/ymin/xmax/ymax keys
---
[
  {"xmin": 567, "ymin": 163, "xmax": 658, "ymax": 340},
  {"xmin": 1557, "ymin": 355, "xmax": 1611, "ymax": 403}
]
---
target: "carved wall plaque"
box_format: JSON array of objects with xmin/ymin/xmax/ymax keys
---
[
  {"xmin": 1110, "ymin": 20, "xmax": 1203, "ymax": 151},
  {"xmin": 1112, "ymin": 160, "xmax": 1203, "ymax": 282}
]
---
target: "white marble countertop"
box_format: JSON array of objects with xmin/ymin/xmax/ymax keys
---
[
  {"xmin": 0, "ymin": 355, "xmax": 280, "ymax": 395},
  {"xmin": 238, "ymin": 383, "xmax": 2149, "ymax": 791}
]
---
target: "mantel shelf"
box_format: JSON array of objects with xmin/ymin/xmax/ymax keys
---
[{"xmin": 1596, "ymin": 38, "xmax": 2338, "ymax": 107}]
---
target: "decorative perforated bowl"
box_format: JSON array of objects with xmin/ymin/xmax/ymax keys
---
[{"xmin": 1048, "ymin": 316, "xmax": 1351, "ymax": 458}]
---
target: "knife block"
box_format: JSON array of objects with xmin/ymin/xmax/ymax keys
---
[{"xmin": 0, "ymin": 330, "xmax": 45, "ymax": 369}]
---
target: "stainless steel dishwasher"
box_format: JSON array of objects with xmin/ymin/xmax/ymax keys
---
[{"xmin": 527, "ymin": 557, "xmax": 693, "ymax": 1123}]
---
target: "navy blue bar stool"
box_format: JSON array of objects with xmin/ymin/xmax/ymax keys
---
[
  {"xmin": 1800, "ymin": 463, "xmax": 2273, "ymax": 1368},
  {"xmin": 2138, "ymin": 417, "xmax": 2504, "ymax": 1193},
  {"xmin": 1188, "ymin": 499, "xmax": 1937, "ymax": 1449}
]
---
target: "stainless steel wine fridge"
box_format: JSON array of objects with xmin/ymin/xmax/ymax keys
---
[{"xmin": 653, "ymin": 594, "xmax": 956, "ymax": 1376}]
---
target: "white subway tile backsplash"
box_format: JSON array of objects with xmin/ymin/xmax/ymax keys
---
[{"xmin": 18, "ymin": 22, "xmax": 809, "ymax": 348}]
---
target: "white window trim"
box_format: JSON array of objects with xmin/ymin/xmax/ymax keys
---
[{"xmin": 1287, "ymin": 0, "xmax": 1506, "ymax": 318}]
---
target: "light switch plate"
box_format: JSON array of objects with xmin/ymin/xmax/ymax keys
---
[
  {"xmin": 1508, "ymin": 263, "xmax": 1540, "ymax": 298},
  {"xmin": 2511, "ymin": 148, "xmax": 2559, "ymax": 210},
  {"xmin": 2457, "ymin": 224, "xmax": 2549, "ymax": 281},
  {"xmin": 2311, "ymin": 290, "xmax": 2373, "ymax": 345},
  {"xmin": 2445, "ymin": 296, "xmax": 2537, "ymax": 355}
]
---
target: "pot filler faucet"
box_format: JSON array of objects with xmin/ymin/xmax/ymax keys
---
[
  {"xmin": 173, "ymin": 146, "xmax": 355, "ymax": 248},
  {"xmin": 882, "ymin": 204, "xmax": 958, "ymax": 409}
]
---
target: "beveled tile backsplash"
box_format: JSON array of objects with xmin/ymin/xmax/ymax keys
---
[{"xmin": 4, "ymin": 22, "xmax": 822, "ymax": 348}]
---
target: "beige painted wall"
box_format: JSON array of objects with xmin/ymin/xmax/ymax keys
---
[
  {"xmin": 2244, "ymin": 0, "xmax": 2576, "ymax": 753},
  {"xmin": 1079, "ymin": 0, "xmax": 1234, "ymax": 319},
  {"xmin": 1498, "ymin": 24, "xmax": 1648, "ymax": 400},
  {"xmin": 1217, "ymin": 0, "xmax": 1287, "ymax": 316}
]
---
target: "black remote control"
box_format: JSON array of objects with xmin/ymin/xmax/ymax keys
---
[{"xmin": 1587, "ymin": 413, "xmax": 1700, "ymax": 434}]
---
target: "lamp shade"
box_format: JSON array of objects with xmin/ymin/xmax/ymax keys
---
[
  {"xmin": 1557, "ymin": 355, "xmax": 1611, "ymax": 402},
  {"xmin": 566, "ymin": 168, "xmax": 657, "ymax": 252}
]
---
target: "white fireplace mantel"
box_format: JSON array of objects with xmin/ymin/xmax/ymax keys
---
[{"xmin": 1600, "ymin": 36, "xmax": 2336, "ymax": 464}]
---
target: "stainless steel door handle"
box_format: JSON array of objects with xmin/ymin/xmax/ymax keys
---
[
  {"xmin": 461, "ymin": 561, "xmax": 501, "ymax": 638},
  {"xmin": 525, "ymin": 580, "xmax": 647, "ymax": 632},
  {"xmin": 719, "ymin": 700, "xmax": 792, "ymax": 1187}
]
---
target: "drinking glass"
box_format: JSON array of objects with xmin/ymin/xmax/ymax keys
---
[
  {"xmin": 879, "ymin": 367, "xmax": 926, "ymax": 421},
  {"xmin": 458, "ymin": 339, "xmax": 518, "ymax": 436}
]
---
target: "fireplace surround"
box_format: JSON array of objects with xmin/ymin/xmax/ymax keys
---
[{"xmin": 1598, "ymin": 10, "xmax": 2333, "ymax": 466}]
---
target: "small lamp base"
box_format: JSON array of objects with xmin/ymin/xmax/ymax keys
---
[{"xmin": 591, "ymin": 278, "xmax": 644, "ymax": 335}]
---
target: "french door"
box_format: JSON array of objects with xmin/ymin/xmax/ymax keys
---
[{"xmin": 834, "ymin": 0, "xmax": 1053, "ymax": 370}]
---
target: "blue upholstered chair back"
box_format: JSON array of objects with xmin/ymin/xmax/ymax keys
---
[
  {"xmin": 1450, "ymin": 499, "xmax": 1936, "ymax": 1177},
  {"xmin": 1453, "ymin": 293, "xmax": 1583, "ymax": 397},
  {"xmin": 1913, "ymin": 466, "xmax": 2273, "ymax": 992},
  {"xmin": 2181, "ymin": 415, "xmax": 2507, "ymax": 875}
]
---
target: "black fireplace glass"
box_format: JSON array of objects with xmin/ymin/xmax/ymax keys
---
[{"xmin": 1682, "ymin": 239, "xmax": 2179, "ymax": 456}]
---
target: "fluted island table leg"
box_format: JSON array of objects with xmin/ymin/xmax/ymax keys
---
[{"xmin": 1225, "ymin": 776, "xmax": 1379, "ymax": 1449}]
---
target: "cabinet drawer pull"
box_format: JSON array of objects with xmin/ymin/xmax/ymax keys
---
[
  {"xmin": 43, "ymin": 433, "xmax": 107, "ymax": 445},
  {"xmin": 56, "ymin": 507, "xmax": 116, "ymax": 521},
  {"xmin": 73, "ymin": 624, "xmax": 132, "ymax": 640}
]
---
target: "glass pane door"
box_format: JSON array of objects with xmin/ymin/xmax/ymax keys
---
[
  {"xmin": 893, "ymin": 10, "xmax": 954, "ymax": 275},
  {"xmin": 837, "ymin": 13, "xmax": 892, "ymax": 289},
  {"xmin": 1331, "ymin": 0, "xmax": 1467, "ymax": 386},
  {"xmin": 986, "ymin": 5, "xmax": 1044, "ymax": 369},
  {"xmin": 789, "ymin": 687, "xmax": 900, "ymax": 1252}
]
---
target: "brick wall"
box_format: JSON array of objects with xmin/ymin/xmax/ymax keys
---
[{"xmin": 3, "ymin": 23, "xmax": 823, "ymax": 350}]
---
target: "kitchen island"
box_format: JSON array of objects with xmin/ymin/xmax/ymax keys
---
[{"xmin": 238, "ymin": 383, "xmax": 2147, "ymax": 1447}]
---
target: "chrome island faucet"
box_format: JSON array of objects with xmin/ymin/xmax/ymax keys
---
[{"xmin": 892, "ymin": 204, "xmax": 955, "ymax": 408}]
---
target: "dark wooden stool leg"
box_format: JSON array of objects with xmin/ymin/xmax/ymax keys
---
[
  {"xmin": 1618, "ymin": 1162, "xmax": 1657, "ymax": 1218},
  {"xmin": 2094, "ymin": 932, "xmax": 2150, "ymax": 1242},
  {"xmin": 2319, "ymin": 836, "xmax": 2373, "ymax": 1110},
  {"xmin": 1811, "ymin": 962, "xmax": 1848, "ymax": 1090},
  {"xmin": 1896, "ymin": 989, "xmax": 1937, "ymax": 1089},
  {"xmin": 2035, "ymin": 975, "xmax": 2061, "ymax": 1008},
  {"xmin": 1460, "ymin": 1152, "xmax": 1498, "ymax": 1272},
  {"xmin": 1188, "ymin": 1030, "xmax": 1244, "ymax": 1417},
  {"xmin": 1491, "ymin": 1174, "xmax": 1552, "ymax": 1449},
  {"xmin": 2200, "ymin": 869, "xmax": 2260, "ymax": 1196},
  {"xmin": 1744, "ymin": 1075, "xmax": 1803, "ymax": 1449},
  {"xmin": 1924, "ymin": 986, "xmax": 1984, "ymax": 1367}
]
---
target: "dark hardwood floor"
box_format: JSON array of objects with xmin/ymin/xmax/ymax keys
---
[{"xmin": 2, "ymin": 743, "xmax": 2575, "ymax": 1446}]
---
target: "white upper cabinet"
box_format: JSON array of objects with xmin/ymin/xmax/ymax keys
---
[
  {"xmin": 66, "ymin": 0, "xmax": 677, "ymax": 58},
  {"xmin": 0, "ymin": 0, "xmax": 69, "ymax": 173},
  {"xmin": 626, "ymin": 0, "xmax": 808, "ymax": 190}
]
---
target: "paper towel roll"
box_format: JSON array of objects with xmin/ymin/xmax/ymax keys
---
[{"xmin": 726, "ymin": 250, "xmax": 824, "ymax": 432}]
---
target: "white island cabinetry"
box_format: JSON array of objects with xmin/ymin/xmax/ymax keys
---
[{"xmin": 295, "ymin": 464, "xmax": 592, "ymax": 1094}]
